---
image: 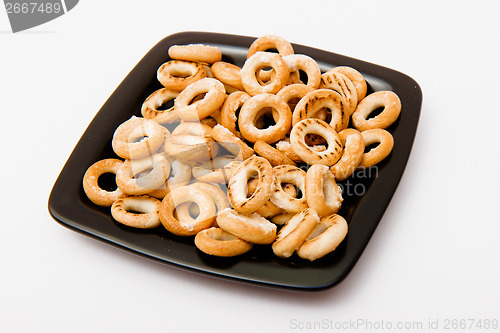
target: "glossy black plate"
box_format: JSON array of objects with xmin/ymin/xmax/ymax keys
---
[{"xmin": 48, "ymin": 32, "xmax": 422, "ymax": 291}]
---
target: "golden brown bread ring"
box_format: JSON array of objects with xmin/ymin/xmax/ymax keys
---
[
  {"xmin": 326, "ymin": 66, "xmax": 367, "ymax": 102},
  {"xmin": 157, "ymin": 60, "xmax": 207, "ymax": 91},
  {"xmin": 352, "ymin": 91, "xmax": 402, "ymax": 131},
  {"xmin": 290, "ymin": 118, "xmax": 343, "ymax": 166},
  {"xmin": 305, "ymin": 164, "xmax": 343, "ymax": 217},
  {"xmin": 330, "ymin": 129, "xmax": 365, "ymax": 180},
  {"xmin": 319, "ymin": 71, "xmax": 358, "ymax": 116},
  {"xmin": 191, "ymin": 155, "xmax": 242, "ymax": 183},
  {"xmin": 141, "ymin": 88, "xmax": 180, "ymax": 124},
  {"xmin": 148, "ymin": 158, "xmax": 192, "ymax": 199},
  {"xmin": 253, "ymin": 140, "xmax": 296, "ymax": 167},
  {"xmin": 83, "ymin": 158, "xmax": 124, "ymax": 207},
  {"xmin": 282, "ymin": 54, "xmax": 321, "ymax": 89},
  {"xmin": 227, "ymin": 156, "xmax": 273, "ymax": 214},
  {"xmin": 359, "ymin": 129, "xmax": 394, "ymax": 168},
  {"xmin": 220, "ymin": 91, "xmax": 251, "ymax": 138},
  {"xmin": 211, "ymin": 62, "xmax": 245, "ymax": 91},
  {"xmin": 270, "ymin": 165, "xmax": 307, "ymax": 213},
  {"xmin": 238, "ymin": 93, "xmax": 292, "ymax": 143},
  {"xmin": 210, "ymin": 124, "xmax": 254, "ymax": 160},
  {"xmin": 194, "ymin": 227, "xmax": 253, "ymax": 257},
  {"xmin": 217, "ymin": 208, "xmax": 277, "ymax": 244},
  {"xmin": 276, "ymin": 84, "xmax": 315, "ymax": 114},
  {"xmin": 270, "ymin": 212, "xmax": 296, "ymax": 226},
  {"xmin": 247, "ymin": 34, "xmax": 294, "ymax": 58},
  {"xmin": 272, "ymin": 208, "xmax": 319, "ymax": 258},
  {"xmin": 240, "ymin": 52, "xmax": 289, "ymax": 96},
  {"xmin": 158, "ymin": 185, "xmax": 216, "ymax": 236},
  {"xmin": 110, "ymin": 195, "xmax": 161, "ymax": 229},
  {"xmin": 297, "ymin": 214, "xmax": 348, "ymax": 261},
  {"xmin": 248, "ymin": 179, "xmax": 295, "ymax": 219},
  {"xmin": 163, "ymin": 133, "xmax": 219, "ymax": 163},
  {"xmin": 168, "ymin": 44, "xmax": 222, "ymax": 64},
  {"xmin": 174, "ymin": 78, "xmax": 226, "ymax": 121}
]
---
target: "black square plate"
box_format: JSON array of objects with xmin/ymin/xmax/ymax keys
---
[{"xmin": 48, "ymin": 32, "xmax": 422, "ymax": 291}]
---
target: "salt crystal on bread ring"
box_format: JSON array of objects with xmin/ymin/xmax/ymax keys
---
[
  {"xmin": 211, "ymin": 62, "xmax": 245, "ymax": 91},
  {"xmin": 359, "ymin": 129, "xmax": 394, "ymax": 168},
  {"xmin": 157, "ymin": 60, "xmax": 207, "ymax": 91},
  {"xmin": 210, "ymin": 124, "xmax": 254, "ymax": 160},
  {"xmin": 330, "ymin": 129, "xmax": 365, "ymax": 180},
  {"xmin": 240, "ymin": 52, "xmax": 289, "ymax": 96},
  {"xmin": 217, "ymin": 208, "xmax": 277, "ymax": 244},
  {"xmin": 192, "ymin": 155, "xmax": 242, "ymax": 183},
  {"xmin": 112, "ymin": 116, "xmax": 166, "ymax": 160},
  {"xmin": 238, "ymin": 93, "xmax": 292, "ymax": 143},
  {"xmin": 110, "ymin": 194, "xmax": 161, "ymax": 229},
  {"xmin": 292, "ymin": 89, "xmax": 349, "ymax": 132},
  {"xmin": 270, "ymin": 165, "xmax": 307, "ymax": 213},
  {"xmin": 276, "ymin": 84, "xmax": 315, "ymax": 113},
  {"xmin": 247, "ymin": 35, "xmax": 294, "ymax": 58},
  {"xmin": 352, "ymin": 91, "xmax": 402, "ymax": 131},
  {"xmin": 141, "ymin": 88, "xmax": 180, "ymax": 124},
  {"xmin": 282, "ymin": 54, "xmax": 321, "ymax": 89},
  {"xmin": 297, "ymin": 214, "xmax": 348, "ymax": 261},
  {"xmin": 326, "ymin": 66, "xmax": 367, "ymax": 102},
  {"xmin": 320, "ymin": 71, "xmax": 358, "ymax": 116},
  {"xmin": 305, "ymin": 164, "xmax": 343, "ymax": 217},
  {"xmin": 168, "ymin": 44, "xmax": 222, "ymax": 64},
  {"xmin": 116, "ymin": 153, "xmax": 171, "ymax": 195},
  {"xmin": 253, "ymin": 140, "xmax": 296, "ymax": 167},
  {"xmin": 290, "ymin": 118, "xmax": 343, "ymax": 166},
  {"xmin": 174, "ymin": 78, "xmax": 226, "ymax": 121},
  {"xmin": 272, "ymin": 208, "xmax": 319, "ymax": 258},
  {"xmin": 158, "ymin": 185, "xmax": 216, "ymax": 236},
  {"xmin": 194, "ymin": 227, "xmax": 253, "ymax": 257},
  {"xmin": 83, "ymin": 158, "xmax": 124, "ymax": 207},
  {"xmin": 220, "ymin": 91, "xmax": 251, "ymax": 139},
  {"xmin": 227, "ymin": 156, "xmax": 273, "ymax": 214}
]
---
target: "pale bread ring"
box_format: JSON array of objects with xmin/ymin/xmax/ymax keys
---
[
  {"xmin": 220, "ymin": 91, "xmax": 251, "ymax": 138},
  {"xmin": 359, "ymin": 129, "xmax": 394, "ymax": 168},
  {"xmin": 211, "ymin": 62, "xmax": 245, "ymax": 91},
  {"xmin": 275, "ymin": 139, "xmax": 327, "ymax": 163},
  {"xmin": 157, "ymin": 60, "xmax": 207, "ymax": 91},
  {"xmin": 217, "ymin": 208, "xmax": 277, "ymax": 244},
  {"xmin": 141, "ymin": 88, "xmax": 180, "ymax": 124},
  {"xmin": 192, "ymin": 155, "xmax": 242, "ymax": 183},
  {"xmin": 247, "ymin": 35, "xmax": 294, "ymax": 58},
  {"xmin": 253, "ymin": 140, "xmax": 296, "ymax": 167},
  {"xmin": 270, "ymin": 165, "xmax": 307, "ymax": 213},
  {"xmin": 270, "ymin": 213, "xmax": 296, "ymax": 226},
  {"xmin": 210, "ymin": 124, "xmax": 254, "ymax": 160},
  {"xmin": 290, "ymin": 118, "xmax": 343, "ymax": 166},
  {"xmin": 330, "ymin": 129, "xmax": 365, "ymax": 180},
  {"xmin": 174, "ymin": 78, "xmax": 226, "ymax": 121},
  {"xmin": 83, "ymin": 158, "xmax": 124, "ymax": 207},
  {"xmin": 240, "ymin": 52, "xmax": 289, "ymax": 96},
  {"xmin": 297, "ymin": 214, "xmax": 348, "ymax": 261},
  {"xmin": 112, "ymin": 116, "xmax": 165, "ymax": 160},
  {"xmin": 276, "ymin": 84, "xmax": 315, "ymax": 114},
  {"xmin": 168, "ymin": 44, "xmax": 222, "ymax": 64},
  {"xmin": 319, "ymin": 71, "xmax": 358, "ymax": 116},
  {"xmin": 282, "ymin": 54, "xmax": 321, "ymax": 89},
  {"xmin": 158, "ymin": 185, "xmax": 216, "ymax": 236},
  {"xmin": 305, "ymin": 164, "xmax": 343, "ymax": 217},
  {"xmin": 352, "ymin": 91, "xmax": 402, "ymax": 131},
  {"xmin": 272, "ymin": 208, "xmax": 319, "ymax": 258},
  {"xmin": 238, "ymin": 93, "xmax": 292, "ymax": 143},
  {"xmin": 248, "ymin": 179, "xmax": 295, "ymax": 219},
  {"xmin": 194, "ymin": 227, "xmax": 253, "ymax": 257},
  {"xmin": 326, "ymin": 66, "xmax": 367, "ymax": 102},
  {"xmin": 148, "ymin": 158, "xmax": 192, "ymax": 199},
  {"xmin": 111, "ymin": 195, "xmax": 161, "ymax": 229},
  {"xmin": 163, "ymin": 133, "xmax": 219, "ymax": 163},
  {"xmin": 227, "ymin": 156, "xmax": 273, "ymax": 214}
]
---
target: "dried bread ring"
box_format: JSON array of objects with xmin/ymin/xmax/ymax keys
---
[
  {"xmin": 238, "ymin": 93, "xmax": 292, "ymax": 143},
  {"xmin": 290, "ymin": 118, "xmax": 343, "ymax": 166},
  {"xmin": 210, "ymin": 124, "xmax": 254, "ymax": 160},
  {"xmin": 240, "ymin": 52, "xmax": 289, "ymax": 96},
  {"xmin": 194, "ymin": 227, "xmax": 253, "ymax": 257},
  {"xmin": 217, "ymin": 208, "xmax": 277, "ymax": 244},
  {"xmin": 168, "ymin": 44, "xmax": 222, "ymax": 64},
  {"xmin": 211, "ymin": 62, "xmax": 245, "ymax": 91},
  {"xmin": 272, "ymin": 208, "xmax": 319, "ymax": 258},
  {"xmin": 276, "ymin": 84, "xmax": 315, "ymax": 113},
  {"xmin": 111, "ymin": 195, "xmax": 161, "ymax": 229},
  {"xmin": 148, "ymin": 158, "xmax": 192, "ymax": 199},
  {"xmin": 175, "ymin": 78, "xmax": 226, "ymax": 121},
  {"xmin": 320, "ymin": 71, "xmax": 358, "ymax": 116},
  {"xmin": 297, "ymin": 214, "xmax": 348, "ymax": 261},
  {"xmin": 83, "ymin": 158, "xmax": 124, "ymax": 207},
  {"xmin": 330, "ymin": 129, "xmax": 365, "ymax": 180},
  {"xmin": 157, "ymin": 60, "xmax": 207, "ymax": 91},
  {"xmin": 192, "ymin": 155, "xmax": 242, "ymax": 183},
  {"xmin": 352, "ymin": 91, "xmax": 402, "ymax": 131},
  {"xmin": 112, "ymin": 116, "xmax": 165, "ymax": 160},
  {"xmin": 163, "ymin": 133, "xmax": 219, "ymax": 163},
  {"xmin": 275, "ymin": 139, "xmax": 327, "ymax": 163},
  {"xmin": 220, "ymin": 91, "xmax": 251, "ymax": 138},
  {"xmin": 248, "ymin": 179, "xmax": 295, "ymax": 219},
  {"xmin": 270, "ymin": 213, "xmax": 296, "ymax": 226},
  {"xmin": 305, "ymin": 164, "xmax": 343, "ymax": 217},
  {"xmin": 253, "ymin": 140, "xmax": 296, "ymax": 166},
  {"xmin": 227, "ymin": 156, "xmax": 273, "ymax": 214},
  {"xmin": 282, "ymin": 54, "xmax": 321, "ymax": 89},
  {"xmin": 326, "ymin": 66, "xmax": 367, "ymax": 102},
  {"xmin": 359, "ymin": 129, "xmax": 394, "ymax": 168},
  {"xmin": 141, "ymin": 88, "xmax": 180, "ymax": 124},
  {"xmin": 247, "ymin": 35, "xmax": 294, "ymax": 58},
  {"xmin": 270, "ymin": 165, "xmax": 307, "ymax": 213},
  {"xmin": 159, "ymin": 185, "xmax": 216, "ymax": 236}
]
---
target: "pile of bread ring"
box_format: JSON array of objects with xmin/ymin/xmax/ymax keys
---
[{"xmin": 82, "ymin": 35, "xmax": 401, "ymax": 262}]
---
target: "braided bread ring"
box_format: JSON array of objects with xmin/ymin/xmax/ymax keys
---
[
  {"xmin": 276, "ymin": 84, "xmax": 315, "ymax": 113},
  {"xmin": 290, "ymin": 118, "xmax": 343, "ymax": 166},
  {"xmin": 270, "ymin": 165, "xmax": 307, "ymax": 213},
  {"xmin": 297, "ymin": 214, "xmax": 348, "ymax": 261},
  {"xmin": 320, "ymin": 71, "xmax": 358, "ymax": 116},
  {"xmin": 211, "ymin": 62, "xmax": 245, "ymax": 91},
  {"xmin": 227, "ymin": 156, "xmax": 273, "ymax": 214},
  {"xmin": 326, "ymin": 66, "xmax": 367, "ymax": 102},
  {"xmin": 272, "ymin": 208, "xmax": 319, "ymax": 258},
  {"xmin": 359, "ymin": 129, "xmax": 394, "ymax": 168},
  {"xmin": 217, "ymin": 208, "xmax": 277, "ymax": 244},
  {"xmin": 157, "ymin": 60, "xmax": 207, "ymax": 91},
  {"xmin": 238, "ymin": 93, "xmax": 292, "ymax": 143},
  {"xmin": 254, "ymin": 140, "xmax": 296, "ymax": 166},
  {"xmin": 282, "ymin": 54, "xmax": 321, "ymax": 89},
  {"xmin": 220, "ymin": 91, "xmax": 251, "ymax": 138},
  {"xmin": 240, "ymin": 52, "xmax": 289, "ymax": 96},
  {"xmin": 247, "ymin": 35, "xmax": 294, "ymax": 58},
  {"xmin": 305, "ymin": 164, "xmax": 343, "ymax": 217},
  {"xmin": 111, "ymin": 195, "xmax": 161, "ymax": 229},
  {"xmin": 83, "ymin": 159, "xmax": 124, "ymax": 207},
  {"xmin": 210, "ymin": 124, "xmax": 254, "ymax": 160},
  {"xmin": 174, "ymin": 78, "xmax": 226, "ymax": 121},
  {"xmin": 330, "ymin": 129, "xmax": 365, "ymax": 180},
  {"xmin": 141, "ymin": 88, "xmax": 180, "ymax": 124},
  {"xmin": 194, "ymin": 227, "xmax": 253, "ymax": 257},
  {"xmin": 168, "ymin": 44, "xmax": 222, "ymax": 64},
  {"xmin": 352, "ymin": 91, "xmax": 402, "ymax": 131}
]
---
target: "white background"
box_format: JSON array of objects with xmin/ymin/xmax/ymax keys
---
[{"xmin": 1, "ymin": 1, "xmax": 499, "ymax": 332}]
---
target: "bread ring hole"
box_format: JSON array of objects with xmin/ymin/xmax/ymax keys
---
[
  {"xmin": 364, "ymin": 142, "xmax": 380, "ymax": 153},
  {"xmin": 256, "ymin": 66, "xmax": 274, "ymax": 85},
  {"xmin": 134, "ymin": 168, "xmax": 153, "ymax": 180},
  {"xmin": 234, "ymin": 105, "xmax": 243, "ymax": 133},
  {"xmin": 287, "ymin": 97, "xmax": 301, "ymax": 112},
  {"xmin": 254, "ymin": 107, "xmax": 277, "ymax": 129},
  {"xmin": 127, "ymin": 134, "xmax": 149, "ymax": 144},
  {"xmin": 298, "ymin": 70, "xmax": 308, "ymax": 84},
  {"xmin": 156, "ymin": 98, "xmax": 175, "ymax": 111},
  {"xmin": 123, "ymin": 200, "xmax": 156, "ymax": 215},
  {"xmin": 167, "ymin": 67, "xmax": 194, "ymax": 78},
  {"xmin": 286, "ymin": 183, "xmax": 303, "ymax": 199},
  {"xmin": 97, "ymin": 172, "xmax": 118, "ymax": 192},
  {"xmin": 366, "ymin": 106, "xmax": 385, "ymax": 120},
  {"xmin": 188, "ymin": 93, "xmax": 207, "ymax": 105},
  {"xmin": 187, "ymin": 202, "xmax": 201, "ymax": 219},
  {"xmin": 312, "ymin": 107, "xmax": 332, "ymax": 123}
]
